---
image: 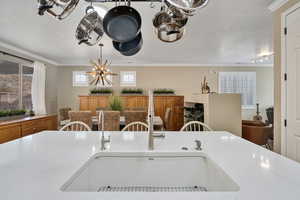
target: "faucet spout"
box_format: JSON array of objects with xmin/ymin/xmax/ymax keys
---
[
  {"xmin": 148, "ymin": 90, "xmax": 154, "ymax": 150},
  {"xmin": 99, "ymin": 110, "xmax": 110, "ymax": 151}
]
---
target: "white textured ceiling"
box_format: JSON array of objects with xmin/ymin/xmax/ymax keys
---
[{"xmin": 0, "ymin": 0, "xmax": 273, "ymax": 66}]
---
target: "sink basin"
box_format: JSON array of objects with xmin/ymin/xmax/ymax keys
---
[{"xmin": 61, "ymin": 152, "xmax": 239, "ymax": 192}]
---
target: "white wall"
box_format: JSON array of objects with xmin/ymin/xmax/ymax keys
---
[
  {"xmin": 45, "ymin": 65, "xmax": 58, "ymax": 114},
  {"xmin": 55, "ymin": 65, "xmax": 273, "ymax": 121}
]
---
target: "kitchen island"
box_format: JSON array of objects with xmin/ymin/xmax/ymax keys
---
[{"xmin": 1, "ymin": 131, "xmax": 300, "ymax": 200}]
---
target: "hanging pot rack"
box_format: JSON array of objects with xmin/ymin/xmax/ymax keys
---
[
  {"xmin": 84, "ymin": 0, "xmax": 161, "ymax": 2},
  {"xmin": 37, "ymin": 0, "xmax": 209, "ymax": 56}
]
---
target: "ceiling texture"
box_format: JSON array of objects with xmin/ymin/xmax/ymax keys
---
[{"xmin": 0, "ymin": 0, "xmax": 274, "ymax": 66}]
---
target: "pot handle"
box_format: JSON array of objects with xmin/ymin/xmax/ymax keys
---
[
  {"xmin": 126, "ymin": 0, "xmax": 131, "ymax": 7},
  {"xmin": 167, "ymin": 30, "xmax": 180, "ymax": 35},
  {"xmin": 78, "ymin": 39, "xmax": 88, "ymax": 45},
  {"xmin": 46, "ymin": 9, "xmax": 58, "ymax": 17}
]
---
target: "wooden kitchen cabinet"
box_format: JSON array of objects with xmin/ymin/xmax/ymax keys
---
[
  {"xmin": 0, "ymin": 124, "xmax": 21, "ymax": 144},
  {"xmin": 79, "ymin": 95, "xmax": 184, "ymax": 131},
  {"xmin": 22, "ymin": 119, "xmax": 47, "ymax": 137},
  {"xmin": 0, "ymin": 115, "xmax": 58, "ymax": 144}
]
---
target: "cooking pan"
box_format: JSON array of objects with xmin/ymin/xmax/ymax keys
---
[
  {"xmin": 103, "ymin": 5, "xmax": 141, "ymax": 43},
  {"xmin": 113, "ymin": 33, "xmax": 143, "ymax": 56}
]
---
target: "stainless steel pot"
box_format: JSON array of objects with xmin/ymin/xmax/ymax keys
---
[
  {"xmin": 168, "ymin": 5, "xmax": 188, "ymax": 28},
  {"xmin": 165, "ymin": 0, "xmax": 209, "ymax": 11},
  {"xmin": 75, "ymin": 11, "xmax": 104, "ymax": 46},
  {"xmin": 153, "ymin": 4, "xmax": 187, "ymax": 42},
  {"xmin": 153, "ymin": 6, "xmax": 172, "ymax": 28},
  {"xmin": 155, "ymin": 23, "xmax": 185, "ymax": 43},
  {"xmin": 37, "ymin": 0, "xmax": 79, "ymax": 20}
]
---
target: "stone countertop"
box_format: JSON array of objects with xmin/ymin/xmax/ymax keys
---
[
  {"xmin": 1, "ymin": 131, "xmax": 300, "ymax": 200},
  {"xmin": 0, "ymin": 114, "xmax": 57, "ymax": 126}
]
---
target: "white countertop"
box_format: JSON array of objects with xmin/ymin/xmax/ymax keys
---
[{"xmin": 1, "ymin": 131, "xmax": 300, "ymax": 200}]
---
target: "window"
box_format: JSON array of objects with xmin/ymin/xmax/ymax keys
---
[
  {"xmin": 0, "ymin": 59, "xmax": 33, "ymax": 111},
  {"xmin": 73, "ymin": 71, "xmax": 88, "ymax": 87},
  {"xmin": 219, "ymin": 72, "xmax": 256, "ymax": 109},
  {"xmin": 120, "ymin": 71, "xmax": 136, "ymax": 86},
  {"xmin": 22, "ymin": 66, "xmax": 33, "ymax": 110}
]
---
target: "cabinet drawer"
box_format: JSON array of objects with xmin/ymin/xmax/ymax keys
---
[
  {"xmin": 21, "ymin": 120, "xmax": 47, "ymax": 137},
  {"xmin": 0, "ymin": 124, "xmax": 21, "ymax": 144}
]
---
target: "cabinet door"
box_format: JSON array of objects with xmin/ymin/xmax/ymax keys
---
[
  {"xmin": 120, "ymin": 96, "xmax": 128, "ymax": 110},
  {"xmin": 88, "ymin": 96, "xmax": 98, "ymax": 114},
  {"xmin": 45, "ymin": 116, "xmax": 58, "ymax": 130},
  {"xmin": 126, "ymin": 96, "xmax": 138, "ymax": 110},
  {"xmin": 173, "ymin": 96, "xmax": 184, "ymax": 131},
  {"xmin": 98, "ymin": 96, "xmax": 110, "ymax": 110},
  {"xmin": 154, "ymin": 96, "xmax": 166, "ymax": 123},
  {"xmin": 136, "ymin": 96, "xmax": 148, "ymax": 110},
  {"xmin": 0, "ymin": 124, "xmax": 21, "ymax": 144},
  {"xmin": 79, "ymin": 96, "xmax": 89, "ymax": 111}
]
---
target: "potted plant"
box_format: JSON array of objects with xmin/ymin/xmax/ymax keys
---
[
  {"xmin": 109, "ymin": 96, "xmax": 123, "ymax": 111},
  {"xmin": 0, "ymin": 109, "xmax": 27, "ymax": 121},
  {"xmin": 153, "ymin": 88, "xmax": 175, "ymax": 95},
  {"xmin": 121, "ymin": 88, "xmax": 144, "ymax": 95},
  {"xmin": 89, "ymin": 88, "xmax": 113, "ymax": 96}
]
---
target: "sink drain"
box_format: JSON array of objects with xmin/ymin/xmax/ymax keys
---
[{"xmin": 97, "ymin": 186, "xmax": 208, "ymax": 192}]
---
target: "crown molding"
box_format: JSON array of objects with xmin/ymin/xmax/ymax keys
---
[
  {"xmin": 268, "ymin": 0, "xmax": 289, "ymax": 12},
  {"xmin": 0, "ymin": 42, "xmax": 273, "ymax": 68},
  {"xmin": 0, "ymin": 41, "xmax": 58, "ymax": 66},
  {"xmin": 57, "ymin": 63, "xmax": 273, "ymax": 68}
]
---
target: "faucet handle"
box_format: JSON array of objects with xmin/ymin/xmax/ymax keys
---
[
  {"xmin": 195, "ymin": 140, "xmax": 202, "ymax": 151},
  {"xmin": 104, "ymin": 135, "xmax": 111, "ymax": 143}
]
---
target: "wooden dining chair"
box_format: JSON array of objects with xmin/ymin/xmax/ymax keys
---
[
  {"xmin": 59, "ymin": 121, "xmax": 91, "ymax": 131},
  {"xmin": 163, "ymin": 107, "xmax": 172, "ymax": 130},
  {"xmin": 180, "ymin": 121, "xmax": 213, "ymax": 132},
  {"xmin": 69, "ymin": 111, "xmax": 93, "ymax": 129},
  {"xmin": 123, "ymin": 110, "xmax": 147, "ymax": 125},
  {"xmin": 97, "ymin": 110, "xmax": 120, "ymax": 131},
  {"xmin": 59, "ymin": 107, "xmax": 71, "ymax": 121},
  {"xmin": 121, "ymin": 122, "xmax": 149, "ymax": 131}
]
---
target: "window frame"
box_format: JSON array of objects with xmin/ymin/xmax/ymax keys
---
[
  {"xmin": 0, "ymin": 55, "xmax": 33, "ymax": 110},
  {"xmin": 72, "ymin": 71, "xmax": 114, "ymax": 88},
  {"xmin": 218, "ymin": 71, "xmax": 257, "ymax": 109},
  {"xmin": 120, "ymin": 71, "xmax": 137, "ymax": 87},
  {"xmin": 72, "ymin": 71, "xmax": 89, "ymax": 87}
]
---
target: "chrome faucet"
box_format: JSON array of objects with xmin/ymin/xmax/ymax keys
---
[
  {"xmin": 195, "ymin": 140, "xmax": 202, "ymax": 151},
  {"xmin": 148, "ymin": 90, "xmax": 154, "ymax": 150},
  {"xmin": 99, "ymin": 110, "xmax": 110, "ymax": 151}
]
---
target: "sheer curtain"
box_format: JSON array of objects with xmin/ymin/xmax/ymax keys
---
[
  {"xmin": 31, "ymin": 61, "xmax": 47, "ymax": 115},
  {"xmin": 219, "ymin": 72, "xmax": 256, "ymax": 108}
]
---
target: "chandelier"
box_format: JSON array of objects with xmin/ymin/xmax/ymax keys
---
[{"xmin": 86, "ymin": 43, "xmax": 118, "ymax": 86}]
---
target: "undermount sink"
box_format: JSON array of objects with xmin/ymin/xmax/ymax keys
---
[{"xmin": 61, "ymin": 152, "xmax": 239, "ymax": 192}]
